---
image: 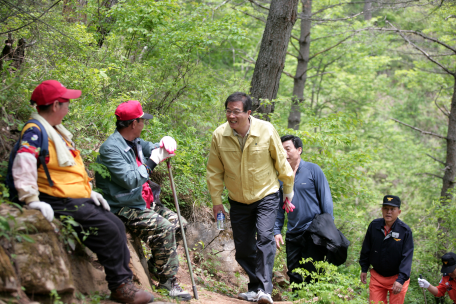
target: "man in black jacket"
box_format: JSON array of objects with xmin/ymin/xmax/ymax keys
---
[{"xmin": 359, "ymin": 195, "xmax": 414, "ymax": 304}]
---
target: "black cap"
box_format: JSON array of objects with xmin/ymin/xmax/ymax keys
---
[
  {"xmin": 382, "ymin": 195, "xmax": 401, "ymax": 208},
  {"xmin": 441, "ymin": 252, "xmax": 456, "ymax": 274}
]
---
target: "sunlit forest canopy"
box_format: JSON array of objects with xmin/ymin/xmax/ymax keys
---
[{"xmin": 1, "ymin": 0, "xmax": 456, "ymax": 302}]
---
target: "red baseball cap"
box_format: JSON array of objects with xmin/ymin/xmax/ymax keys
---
[
  {"xmin": 31, "ymin": 80, "xmax": 81, "ymax": 106},
  {"xmin": 115, "ymin": 100, "xmax": 153, "ymax": 121}
]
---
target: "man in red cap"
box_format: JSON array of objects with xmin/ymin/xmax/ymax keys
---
[
  {"xmin": 12, "ymin": 80, "xmax": 155, "ymax": 304},
  {"xmin": 418, "ymin": 252, "xmax": 456, "ymax": 302},
  {"xmin": 95, "ymin": 100, "xmax": 191, "ymax": 301}
]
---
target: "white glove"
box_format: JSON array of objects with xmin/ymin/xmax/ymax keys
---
[
  {"xmin": 160, "ymin": 136, "xmax": 177, "ymax": 154},
  {"xmin": 284, "ymin": 191, "xmax": 294, "ymax": 204},
  {"xmin": 29, "ymin": 201, "xmax": 54, "ymax": 222},
  {"xmin": 418, "ymin": 278, "xmax": 430, "ymax": 289},
  {"xmin": 150, "ymin": 147, "xmax": 175, "ymax": 164},
  {"xmin": 90, "ymin": 191, "xmax": 111, "ymax": 211}
]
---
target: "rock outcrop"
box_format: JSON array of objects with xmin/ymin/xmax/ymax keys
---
[
  {"xmin": 0, "ymin": 203, "xmax": 151, "ymax": 303},
  {"xmin": 0, "ymin": 203, "xmax": 288, "ymax": 303}
]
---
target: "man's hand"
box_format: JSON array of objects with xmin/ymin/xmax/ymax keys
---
[
  {"xmin": 418, "ymin": 278, "xmax": 430, "ymax": 289},
  {"xmin": 91, "ymin": 191, "xmax": 111, "ymax": 211},
  {"xmin": 283, "ymin": 191, "xmax": 294, "ymax": 204},
  {"xmin": 29, "ymin": 201, "xmax": 54, "ymax": 222},
  {"xmin": 360, "ymin": 272, "xmax": 367, "ymax": 284},
  {"xmin": 212, "ymin": 204, "xmax": 227, "ymax": 220},
  {"xmin": 274, "ymin": 234, "xmax": 284, "ymax": 249},
  {"xmin": 282, "ymin": 198, "xmax": 295, "ymax": 213},
  {"xmin": 160, "ymin": 136, "xmax": 177, "ymax": 154},
  {"xmin": 392, "ymin": 281, "xmax": 403, "ymax": 294},
  {"xmin": 150, "ymin": 147, "xmax": 175, "ymax": 164}
]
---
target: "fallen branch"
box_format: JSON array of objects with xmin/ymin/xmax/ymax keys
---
[
  {"xmin": 426, "ymin": 153, "xmax": 446, "ymax": 166},
  {"xmin": 370, "ymin": 24, "xmax": 456, "ymax": 55},
  {"xmin": 232, "ymin": 7, "xmax": 266, "ymax": 23},
  {"xmin": 423, "ymin": 172, "xmax": 444, "ymax": 179},
  {"xmin": 306, "ymin": 11, "xmax": 363, "ymax": 22},
  {"xmin": 392, "ymin": 118, "xmax": 447, "ymax": 140},
  {"xmin": 0, "ymin": 0, "xmax": 63, "ymax": 35},
  {"xmin": 247, "ymin": 0, "xmax": 269, "ymax": 11}
]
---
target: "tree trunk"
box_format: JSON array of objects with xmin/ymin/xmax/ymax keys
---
[
  {"xmin": 1, "ymin": 34, "xmax": 14, "ymax": 72},
  {"xmin": 441, "ymin": 78, "xmax": 456, "ymax": 201},
  {"xmin": 250, "ymin": 0, "xmax": 299, "ymax": 120},
  {"xmin": 363, "ymin": 0, "xmax": 372, "ymax": 21},
  {"xmin": 288, "ymin": 0, "xmax": 312, "ymax": 130}
]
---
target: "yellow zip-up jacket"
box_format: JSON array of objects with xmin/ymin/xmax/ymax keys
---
[{"xmin": 206, "ymin": 116, "xmax": 294, "ymax": 206}]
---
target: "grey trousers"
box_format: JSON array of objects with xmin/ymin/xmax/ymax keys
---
[{"xmin": 229, "ymin": 191, "xmax": 280, "ymax": 294}]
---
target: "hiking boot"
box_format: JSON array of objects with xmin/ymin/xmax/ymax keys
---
[
  {"xmin": 255, "ymin": 290, "xmax": 273, "ymax": 304},
  {"xmin": 159, "ymin": 276, "xmax": 192, "ymax": 301},
  {"xmin": 110, "ymin": 279, "xmax": 154, "ymax": 304},
  {"xmin": 237, "ymin": 290, "xmax": 258, "ymax": 301}
]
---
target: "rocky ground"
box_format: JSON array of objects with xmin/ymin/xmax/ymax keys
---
[{"xmin": 100, "ymin": 245, "xmax": 296, "ymax": 304}]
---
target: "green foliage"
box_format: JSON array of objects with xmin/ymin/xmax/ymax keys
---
[
  {"xmin": 188, "ymin": 240, "xmax": 245, "ymax": 296},
  {"xmin": 2, "ymin": 0, "xmax": 456, "ymax": 301},
  {"xmin": 74, "ymin": 291, "xmax": 110, "ymax": 303},
  {"xmin": 58, "ymin": 214, "xmax": 98, "ymax": 252},
  {"xmin": 89, "ymin": 162, "xmax": 111, "ymax": 181},
  {"xmin": 288, "ymin": 258, "xmax": 368, "ymax": 303},
  {"xmin": 0, "ymin": 202, "xmax": 35, "ymax": 243},
  {"xmin": 49, "ymin": 289, "xmax": 64, "ymax": 304}
]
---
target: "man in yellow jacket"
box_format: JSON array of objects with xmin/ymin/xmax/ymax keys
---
[{"xmin": 206, "ymin": 92, "xmax": 294, "ymax": 304}]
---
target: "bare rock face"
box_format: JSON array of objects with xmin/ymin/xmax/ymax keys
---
[
  {"xmin": 0, "ymin": 203, "xmax": 154, "ymax": 303},
  {"xmin": 13, "ymin": 232, "xmax": 74, "ymax": 294},
  {"xmin": 68, "ymin": 249, "xmax": 109, "ymax": 295},
  {"xmin": 185, "ymin": 207, "xmax": 245, "ymax": 285},
  {"xmin": 126, "ymin": 234, "xmax": 153, "ymax": 290}
]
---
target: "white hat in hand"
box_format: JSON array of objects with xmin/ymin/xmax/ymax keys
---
[
  {"xmin": 150, "ymin": 147, "xmax": 175, "ymax": 164},
  {"xmin": 159, "ymin": 136, "xmax": 177, "ymax": 154},
  {"xmin": 29, "ymin": 201, "xmax": 54, "ymax": 222}
]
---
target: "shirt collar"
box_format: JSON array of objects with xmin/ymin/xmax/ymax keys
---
[
  {"xmin": 223, "ymin": 116, "xmax": 259, "ymax": 137},
  {"xmin": 380, "ymin": 218, "xmax": 399, "ymax": 230},
  {"xmin": 233, "ymin": 123, "xmax": 250, "ymax": 138},
  {"xmin": 296, "ymin": 159, "xmax": 304, "ymax": 173}
]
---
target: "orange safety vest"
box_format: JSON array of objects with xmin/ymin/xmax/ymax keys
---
[{"xmin": 22, "ymin": 123, "xmax": 92, "ymax": 198}]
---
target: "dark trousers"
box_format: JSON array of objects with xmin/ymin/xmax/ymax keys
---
[
  {"xmin": 229, "ymin": 191, "xmax": 280, "ymax": 294},
  {"xmin": 39, "ymin": 193, "xmax": 133, "ymax": 290},
  {"xmin": 285, "ymin": 231, "xmax": 328, "ymax": 286}
]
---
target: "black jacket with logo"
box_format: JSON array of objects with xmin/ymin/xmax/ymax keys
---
[{"xmin": 359, "ymin": 218, "xmax": 414, "ymax": 284}]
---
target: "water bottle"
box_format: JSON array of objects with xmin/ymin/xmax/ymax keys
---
[{"xmin": 217, "ymin": 210, "xmax": 225, "ymax": 230}]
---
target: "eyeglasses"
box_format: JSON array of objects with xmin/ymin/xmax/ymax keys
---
[{"xmin": 225, "ymin": 109, "xmax": 245, "ymax": 116}]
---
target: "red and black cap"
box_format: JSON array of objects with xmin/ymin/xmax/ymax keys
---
[
  {"xmin": 115, "ymin": 100, "xmax": 153, "ymax": 121},
  {"xmin": 31, "ymin": 80, "xmax": 81, "ymax": 106}
]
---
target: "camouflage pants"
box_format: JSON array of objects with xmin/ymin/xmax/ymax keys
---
[{"xmin": 116, "ymin": 205, "xmax": 188, "ymax": 281}]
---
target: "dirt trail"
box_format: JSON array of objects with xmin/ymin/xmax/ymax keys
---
[
  {"xmin": 101, "ymin": 232, "xmax": 296, "ymax": 304},
  {"xmin": 101, "ymin": 288, "xmax": 294, "ymax": 304},
  {"xmin": 101, "ymin": 265, "xmax": 295, "ymax": 304}
]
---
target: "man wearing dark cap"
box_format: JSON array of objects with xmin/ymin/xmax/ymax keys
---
[
  {"xmin": 12, "ymin": 81, "xmax": 154, "ymax": 304},
  {"xmin": 359, "ymin": 195, "xmax": 414, "ymax": 304},
  {"xmin": 418, "ymin": 252, "xmax": 456, "ymax": 302},
  {"xmin": 96, "ymin": 100, "xmax": 191, "ymax": 301}
]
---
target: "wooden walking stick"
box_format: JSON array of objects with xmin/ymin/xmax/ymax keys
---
[
  {"xmin": 419, "ymin": 274, "xmax": 428, "ymax": 304},
  {"xmin": 166, "ymin": 159, "xmax": 198, "ymax": 299}
]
